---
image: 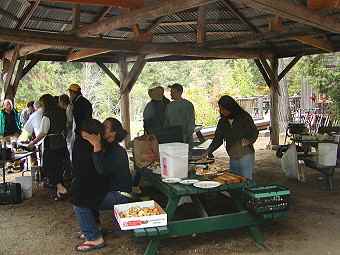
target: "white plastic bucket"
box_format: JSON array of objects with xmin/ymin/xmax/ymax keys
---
[
  {"xmin": 318, "ymin": 143, "xmax": 338, "ymax": 166},
  {"xmin": 159, "ymin": 143, "xmax": 189, "ymax": 179},
  {"xmin": 15, "ymin": 176, "xmax": 32, "ymax": 199}
]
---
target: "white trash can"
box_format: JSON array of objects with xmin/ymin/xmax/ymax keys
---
[{"xmin": 318, "ymin": 143, "xmax": 338, "ymax": 166}]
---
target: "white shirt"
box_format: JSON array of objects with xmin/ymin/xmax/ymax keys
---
[
  {"xmin": 23, "ymin": 108, "xmax": 44, "ymax": 136},
  {"xmin": 38, "ymin": 116, "xmax": 50, "ymax": 136}
]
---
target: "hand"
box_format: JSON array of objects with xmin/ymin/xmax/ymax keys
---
[
  {"xmin": 241, "ymin": 139, "xmax": 251, "ymax": 147},
  {"xmin": 81, "ymin": 131, "xmax": 102, "ymax": 150},
  {"xmin": 27, "ymin": 142, "xmax": 35, "ymax": 150}
]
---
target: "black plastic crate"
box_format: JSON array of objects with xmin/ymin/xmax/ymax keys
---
[{"xmin": 244, "ymin": 185, "xmax": 290, "ymax": 216}]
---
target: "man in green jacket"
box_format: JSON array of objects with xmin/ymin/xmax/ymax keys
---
[{"xmin": 0, "ymin": 99, "xmax": 21, "ymax": 137}]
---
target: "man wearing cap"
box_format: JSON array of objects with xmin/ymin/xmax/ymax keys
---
[
  {"xmin": 143, "ymin": 85, "xmax": 170, "ymax": 134},
  {"xmin": 165, "ymin": 83, "xmax": 195, "ymax": 150},
  {"xmin": 68, "ymin": 83, "xmax": 92, "ymax": 135}
]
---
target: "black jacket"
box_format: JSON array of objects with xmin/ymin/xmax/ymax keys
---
[
  {"xmin": 72, "ymin": 94, "xmax": 92, "ymax": 134},
  {"xmin": 208, "ymin": 111, "xmax": 258, "ymax": 160},
  {"xmin": 92, "ymin": 143, "xmax": 132, "ymax": 193},
  {"xmin": 71, "ymin": 138, "xmax": 110, "ymax": 208}
]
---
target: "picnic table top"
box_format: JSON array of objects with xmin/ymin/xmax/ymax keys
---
[{"xmin": 142, "ymin": 170, "xmax": 247, "ymax": 198}]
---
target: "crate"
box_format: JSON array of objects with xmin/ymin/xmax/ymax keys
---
[{"xmin": 244, "ymin": 185, "xmax": 290, "ymax": 218}]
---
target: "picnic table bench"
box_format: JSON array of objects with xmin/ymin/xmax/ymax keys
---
[{"xmin": 134, "ymin": 171, "xmax": 272, "ymax": 255}]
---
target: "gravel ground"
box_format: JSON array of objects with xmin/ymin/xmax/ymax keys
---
[{"xmin": 1, "ymin": 137, "xmax": 340, "ymax": 255}]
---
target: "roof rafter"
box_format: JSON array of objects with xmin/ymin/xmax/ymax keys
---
[
  {"xmin": 240, "ymin": 0, "xmax": 340, "ymax": 33},
  {"xmin": 3, "ymin": 0, "xmax": 218, "ymax": 60}
]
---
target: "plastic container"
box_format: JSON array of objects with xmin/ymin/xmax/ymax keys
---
[
  {"xmin": 159, "ymin": 143, "xmax": 189, "ymax": 179},
  {"xmin": 114, "ymin": 200, "xmax": 167, "ymax": 230},
  {"xmin": 244, "ymin": 185, "xmax": 290, "ymax": 219},
  {"xmin": 318, "ymin": 143, "xmax": 338, "ymax": 166},
  {"xmin": 15, "ymin": 175, "xmax": 32, "ymax": 199}
]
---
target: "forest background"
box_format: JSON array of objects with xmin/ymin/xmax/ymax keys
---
[{"xmin": 2, "ymin": 53, "xmax": 339, "ymax": 138}]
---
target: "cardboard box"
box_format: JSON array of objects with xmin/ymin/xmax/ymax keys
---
[{"xmin": 114, "ymin": 200, "xmax": 167, "ymax": 230}]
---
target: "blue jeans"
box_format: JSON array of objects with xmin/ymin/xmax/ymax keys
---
[
  {"xmin": 73, "ymin": 191, "xmax": 129, "ymax": 241},
  {"xmin": 230, "ymin": 153, "xmax": 255, "ymax": 180}
]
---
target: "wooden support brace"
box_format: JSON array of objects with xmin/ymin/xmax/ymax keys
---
[
  {"xmin": 21, "ymin": 59, "xmax": 39, "ymax": 80},
  {"xmin": 3, "ymin": 46, "xmax": 20, "ymax": 96},
  {"xmin": 11, "ymin": 59, "xmax": 26, "ymax": 98},
  {"xmin": 124, "ymin": 55, "xmax": 146, "ymax": 93},
  {"xmin": 278, "ymin": 56, "xmax": 301, "ymax": 81},
  {"xmin": 96, "ymin": 61, "xmax": 120, "ymax": 87},
  {"xmin": 254, "ymin": 59, "xmax": 271, "ymax": 87},
  {"xmin": 260, "ymin": 57, "xmax": 281, "ymax": 96}
]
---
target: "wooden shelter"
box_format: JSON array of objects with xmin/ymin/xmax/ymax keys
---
[{"xmin": 0, "ymin": 0, "xmax": 339, "ymax": 145}]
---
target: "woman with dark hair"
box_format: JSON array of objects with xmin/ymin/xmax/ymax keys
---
[
  {"xmin": 28, "ymin": 94, "xmax": 68, "ymax": 199},
  {"xmin": 205, "ymin": 95, "xmax": 258, "ymax": 180},
  {"xmin": 73, "ymin": 118, "xmax": 131, "ymax": 252}
]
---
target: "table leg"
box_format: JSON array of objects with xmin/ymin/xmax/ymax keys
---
[
  {"xmin": 230, "ymin": 190, "xmax": 265, "ymax": 246},
  {"xmin": 248, "ymin": 225, "xmax": 265, "ymax": 247},
  {"xmin": 191, "ymin": 195, "xmax": 208, "ymax": 218},
  {"xmin": 166, "ymin": 196, "xmax": 180, "ymax": 220},
  {"xmin": 143, "ymin": 196, "xmax": 179, "ymax": 255},
  {"xmin": 144, "ymin": 239, "xmax": 160, "ymax": 255}
]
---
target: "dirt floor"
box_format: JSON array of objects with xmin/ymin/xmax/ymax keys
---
[{"xmin": 1, "ymin": 137, "xmax": 340, "ymax": 255}]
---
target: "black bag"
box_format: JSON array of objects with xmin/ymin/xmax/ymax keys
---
[{"xmin": 0, "ymin": 182, "xmax": 22, "ymax": 204}]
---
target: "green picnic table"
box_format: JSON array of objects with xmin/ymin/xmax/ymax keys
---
[{"xmin": 134, "ymin": 171, "xmax": 268, "ymax": 255}]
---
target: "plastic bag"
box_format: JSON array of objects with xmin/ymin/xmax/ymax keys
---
[{"xmin": 281, "ymin": 143, "xmax": 299, "ymax": 179}]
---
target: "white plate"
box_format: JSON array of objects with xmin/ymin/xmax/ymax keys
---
[
  {"xmin": 180, "ymin": 179, "xmax": 199, "ymax": 185},
  {"xmin": 162, "ymin": 177, "xmax": 182, "ymax": 184},
  {"xmin": 193, "ymin": 181, "xmax": 222, "ymax": 189}
]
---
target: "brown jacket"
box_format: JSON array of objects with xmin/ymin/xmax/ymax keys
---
[{"xmin": 208, "ymin": 111, "xmax": 258, "ymax": 160}]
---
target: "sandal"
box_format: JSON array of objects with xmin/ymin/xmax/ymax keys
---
[
  {"xmin": 75, "ymin": 242, "xmax": 105, "ymax": 252},
  {"xmin": 78, "ymin": 229, "xmax": 107, "ymax": 240}
]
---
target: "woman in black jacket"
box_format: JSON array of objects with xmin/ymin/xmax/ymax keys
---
[
  {"xmin": 73, "ymin": 118, "xmax": 131, "ymax": 252},
  {"xmin": 206, "ymin": 95, "xmax": 258, "ymax": 180}
]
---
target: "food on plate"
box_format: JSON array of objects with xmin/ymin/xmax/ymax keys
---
[
  {"xmin": 119, "ymin": 206, "xmax": 162, "ymax": 218},
  {"xmin": 191, "ymin": 158, "xmax": 215, "ymax": 164},
  {"xmin": 195, "ymin": 164, "xmax": 225, "ymax": 176},
  {"xmin": 214, "ymin": 172, "xmax": 246, "ymax": 184}
]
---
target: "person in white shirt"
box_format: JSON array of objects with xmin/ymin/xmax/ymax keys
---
[{"xmin": 21, "ymin": 101, "xmax": 43, "ymax": 139}]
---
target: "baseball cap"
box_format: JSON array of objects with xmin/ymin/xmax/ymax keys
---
[
  {"xmin": 68, "ymin": 83, "xmax": 81, "ymax": 93},
  {"xmin": 168, "ymin": 83, "xmax": 183, "ymax": 93}
]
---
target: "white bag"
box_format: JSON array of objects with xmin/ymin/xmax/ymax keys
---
[{"xmin": 281, "ymin": 144, "xmax": 299, "ymax": 179}]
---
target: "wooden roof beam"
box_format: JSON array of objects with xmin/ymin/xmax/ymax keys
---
[
  {"xmin": 69, "ymin": 0, "xmax": 217, "ymax": 60},
  {"xmin": 0, "ymin": 7, "xmax": 19, "ymax": 22},
  {"xmin": 270, "ymin": 17, "xmax": 335, "ymax": 52},
  {"xmin": 16, "ymin": 0, "xmax": 41, "ymax": 30},
  {"xmin": 224, "ymin": 0, "xmax": 259, "ymax": 33},
  {"xmin": 76, "ymin": 0, "xmax": 218, "ymax": 36},
  {"xmin": 307, "ymin": 0, "xmax": 340, "ymax": 10},
  {"xmin": 197, "ymin": 6, "xmax": 207, "ymax": 45},
  {"xmin": 4, "ymin": 0, "xmax": 217, "ymax": 60},
  {"xmin": 45, "ymin": 0, "xmax": 144, "ymax": 8},
  {"xmin": 240, "ymin": 0, "xmax": 340, "ymax": 33}
]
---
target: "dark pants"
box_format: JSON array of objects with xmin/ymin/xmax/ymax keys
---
[
  {"xmin": 73, "ymin": 191, "xmax": 129, "ymax": 240},
  {"xmin": 43, "ymin": 148, "xmax": 67, "ymax": 186}
]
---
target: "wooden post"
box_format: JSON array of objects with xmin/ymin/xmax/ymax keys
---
[
  {"xmin": 269, "ymin": 57, "xmax": 280, "ymax": 145},
  {"xmin": 5, "ymin": 59, "xmax": 25, "ymax": 101},
  {"xmin": 3, "ymin": 46, "xmax": 20, "ymax": 101},
  {"xmin": 119, "ymin": 57, "xmax": 131, "ymax": 147}
]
